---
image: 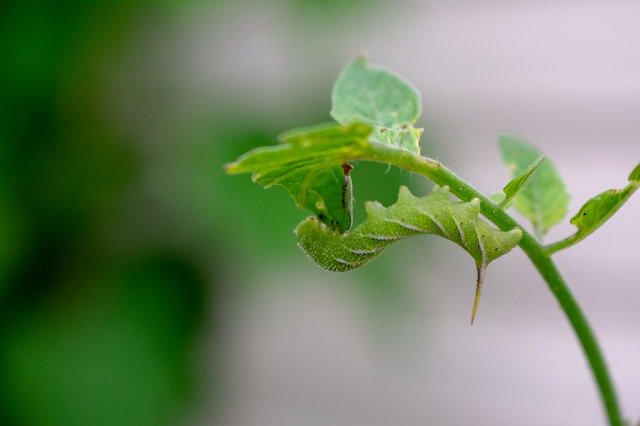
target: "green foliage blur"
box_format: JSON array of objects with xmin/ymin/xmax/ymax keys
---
[{"xmin": 0, "ymin": 0, "xmax": 418, "ymax": 424}]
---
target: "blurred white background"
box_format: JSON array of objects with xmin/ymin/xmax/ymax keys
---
[{"xmin": 180, "ymin": 1, "xmax": 640, "ymax": 425}]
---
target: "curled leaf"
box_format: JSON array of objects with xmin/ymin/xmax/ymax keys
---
[
  {"xmin": 224, "ymin": 122, "xmax": 372, "ymax": 232},
  {"xmin": 570, "ymin": 163, "xmax": 640, "ymax": 240}
]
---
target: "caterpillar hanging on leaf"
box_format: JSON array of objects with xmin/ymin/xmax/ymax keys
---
[
  {"xmin": 224, "ymin": 130, "xmax": 523, "ymax": 323},
  {"xmin": 296, "ymin": 181, "xmax": 522, "ymax": 324}
]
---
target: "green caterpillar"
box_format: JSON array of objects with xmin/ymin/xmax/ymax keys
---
[{"xmin": 295, "ymin": 185, "xmax": 522, "ymax": 323}]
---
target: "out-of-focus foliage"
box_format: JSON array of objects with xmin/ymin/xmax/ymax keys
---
[
  {"xmin": 0, "ymin": 0, "xmax": 408, "ymax": 424},
  {"xmin": 0, "ymin": 1, "xmax": 211, "ymax": 425},
  {"xmin": 0, "ymin": 254, "xmax": 204, "ymax": 426},
  {"xmin": 499, "ymin": 134, "xmax": 570, "ymax": 238}
]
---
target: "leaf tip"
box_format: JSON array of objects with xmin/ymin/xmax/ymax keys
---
[
  {"xmin": 353, "ymin": 53, "xmax": 368, "ymax": 65},
  {"xmin": 498, "ymin": 132, "xmax": 535, "ymax": 153},
  {"xmin": 223, "ymin": 162, "xmax": 239, "ymax": 174},
  {"xmin": 497, "ymin": 132, "xmax": 517, "ymax": 147}
]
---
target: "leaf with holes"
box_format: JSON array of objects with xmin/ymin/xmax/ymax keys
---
[
  {"xmin": 331, "ymin": 56, "xmax": 423, "ymax": 153},
  {"xmin": 569, "ymin": 163, "xmax": 640, "ymax": 241}
]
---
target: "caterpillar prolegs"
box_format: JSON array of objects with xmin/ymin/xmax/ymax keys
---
[{"xmin": 295, "ymin": 185, "xmax": 522, "ymax": 323}]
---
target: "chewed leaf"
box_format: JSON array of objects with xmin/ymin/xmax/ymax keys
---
[
  {"xmin": 500, "ymin": 155, "xmax": 545, "ymax": 208},
  {"xmin": 224, "ymin": 122, "xmax": 372, "ymax": 232},
  {"xmin": 296, "ymin": 185, "xmax": 522, "ymax": 323},
  {"xmin": 370, "ymin": 125, "xmax": 423, "ymax": 153},
  {"xmin": 331, "ymin": 56, "xmax": 423, "ymax": 153},
  {"xmin": 499, "ymin": 134, "xmax": 569, "ymax": 238},
  {"xmin": 570, "ymin": 163, "xmax": 640, "ymax": 240}
]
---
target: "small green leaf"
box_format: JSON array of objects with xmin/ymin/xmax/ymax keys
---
[
  {"xmin": 224, "ymin": 122, "xmax": 372, "ymax": 233},
  {"xmin": 570, "ymin": 163, "xmax": 640, "ymax": 239},
  {"xmin": 331, "ymin": 56, "xmax": 423, "ymax": 153},
  {"xmin": 500, "ymin": 155, "xmax": 545, "ymax": 208},
  {"xmin": 499, "ymin": 134, "xmax": 570, "ymax": 237}
]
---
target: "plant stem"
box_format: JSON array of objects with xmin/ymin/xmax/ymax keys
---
[
  {"xmin": 361, "ymin": 144, "xmax": 623, "ymax": 426},
  {"xmin": 545, "ymin": 234, "xmax": 582, "ymax": 255},
  {"xmin": 545, "ymin": 181, "xmax": 638, "ymax": 255}
]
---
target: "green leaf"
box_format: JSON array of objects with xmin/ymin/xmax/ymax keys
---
[
  {"xmin": 369, "ymin": 125, "xmax": 423, "ymax": 153},
  {"xmin": 331, "ymin": 56, "xmax": 423, "ymax": 153},
  {"xmin": 570, "ymin": 163, "xmax": 640, "ymax": 240},
  {"xmin": 331, "ymin": 56, "xmax": 421, "ymax": 127},
  {"xmin": 499, "ymin": 134, "xmax": 570, "ymax": 237},
  {"xmin": 296, "ymin": 185, "xmax": 522, "ymax": 323},
  {"xmin": 500, "ymin": 155, "xmax": 545, "ymax": 208},
  {"xmin": 224, "ymin": 122, "xmax": 372, "ymax": 233}
]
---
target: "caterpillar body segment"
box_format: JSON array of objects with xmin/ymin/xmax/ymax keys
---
[
  {"xmin": 295, "ymin": 185, "xmax": 522, "ymax": 322},
  {"xmin": 296, "ymin": 185, "xmax": 522, "ymax": 271}
]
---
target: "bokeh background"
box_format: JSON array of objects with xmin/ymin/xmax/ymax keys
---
[{"xmin": 1, "ymin": 0, "xmax": 639, "ymax": 425}]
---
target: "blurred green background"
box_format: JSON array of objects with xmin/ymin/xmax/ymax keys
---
[
  {"xmin": 0, "ymin": 1, "xmax": 424, "ymax": 425},
  {"xmin": 2, "ymin": 1, "xmax": 639, "ymax": 425}
]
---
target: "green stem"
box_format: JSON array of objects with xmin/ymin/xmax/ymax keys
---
[
  {"xmin": 361, "ymin": 144, "xmax": 623, "ymax": 426},
  {"xmin": 545, "ymin": 233, "xmax": 582, "ymax": 255}
]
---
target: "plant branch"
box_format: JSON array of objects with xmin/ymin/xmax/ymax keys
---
[
  {"xmin": 357, "ymin": 143, "xmax": 623, "ymax": 426},
  {"xmin": 546, "ymin": 180, "xmax": 639, "ymax": 256},
  {"xmin": 545, "ymin": 233, "xmax": 583, "ymax": 255}
]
